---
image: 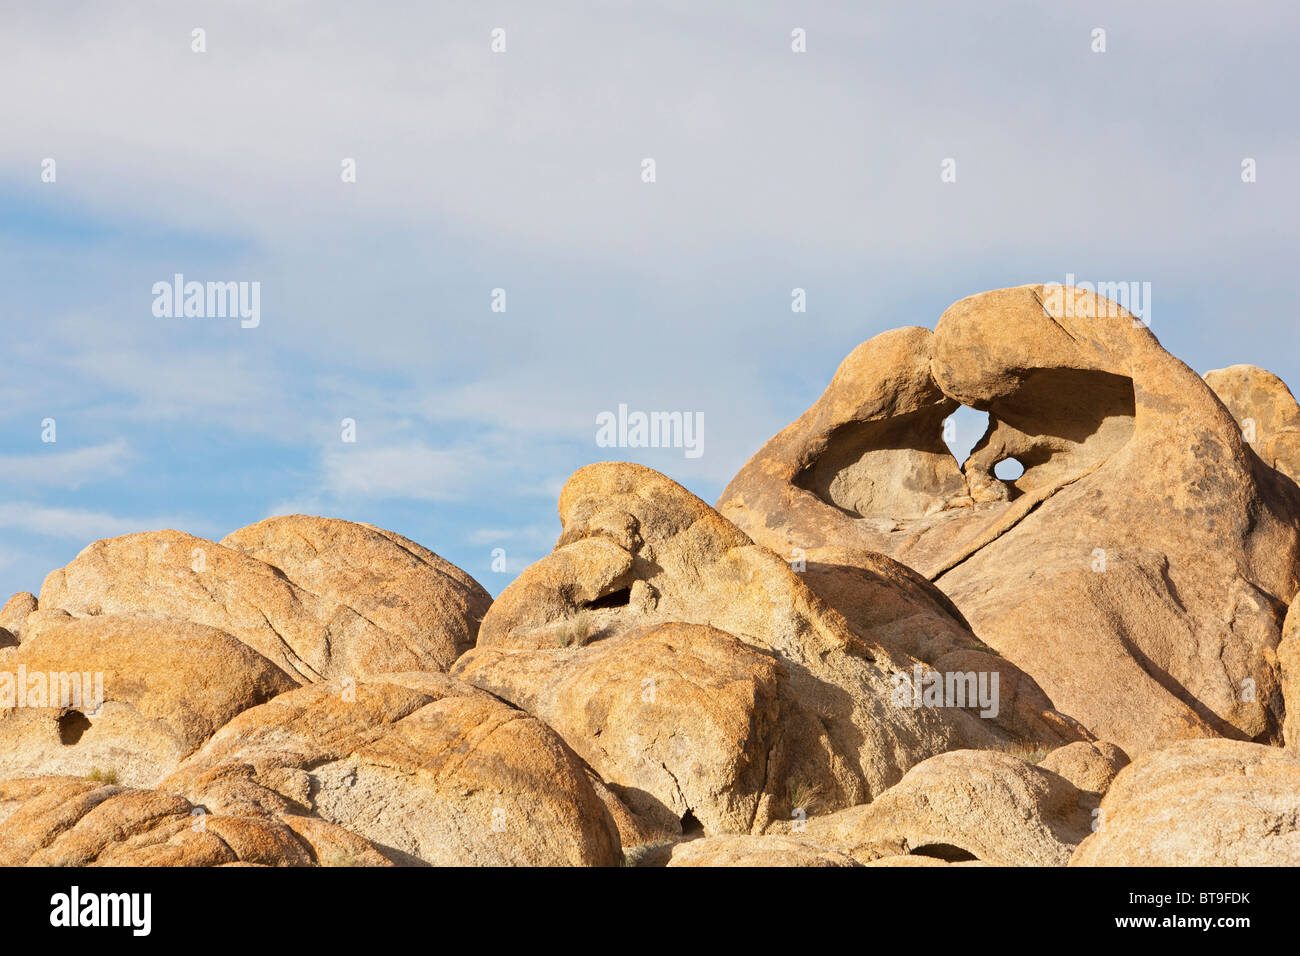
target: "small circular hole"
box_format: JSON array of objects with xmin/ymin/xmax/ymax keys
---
[{"xmin": 994, "ymin": 458, "xmax": 1025, "ymax": 480}]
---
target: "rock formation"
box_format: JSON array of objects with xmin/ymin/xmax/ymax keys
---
[
  {"xmin": 0, "ymin": 613, "xmax": 294, "ymax": 786},
  {"xmin": 1205, "ymin": 364, "xmax": 1300, "ymax": 485},
  {"xmin": 37, "ymin": 517, "xmax": 491, "ymax": 682},
  {"xmin": 462, "ymin": 461, "xmax": 1088, "ymax": 834},
  {"xmin": 159, "ymin": 674, "xmax": 623, "ymax": 866},
  {"xmin": 1070, "ymin": 739, "xmax": 1300, "ymax": 866},
  {"xmin": 767, "ymin": 749, "xmax": 1093, "ymax": 866},
  {"xmin": 0, "ymin": 775, "xmax": 392, "ymax": 866},
  {"xmin": 719, "ymin": 286, "xmax": 1300, "ymax": 757},
  {"xmin": 4, "ymin": 284, "xmax": 1299, "ymax": 868}
]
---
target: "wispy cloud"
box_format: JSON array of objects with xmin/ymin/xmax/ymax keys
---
[
  {"xmin": 0, "ymin": 503, "xmax": 217, "ymax": 542},
  {"xmin": 322, "ymin": 441, "xmax": 492, "ymax": 502},
  {"xmin": 0, "ymin": 439, "xmax": 132, "ymax": 489},
  {"xmin": 0, "ymin": 0, "xmax": 1296, "ymax": 607}
]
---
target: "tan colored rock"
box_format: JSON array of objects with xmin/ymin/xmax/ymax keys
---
[
  {"xmin": 1071, "ymin": 739, "xmax": 1300, "ymax": 866},
  {"xmin": 795, "ymin": 545, "xmax": 975, "ymax": 662},
  {"xmin": 1206, "ymin": 364, "xmax": 1300, "ymax": 484},
  {"xmin": 719, "ymin": 286, "xmax": 1300, "ymax": 756},
  {"xmin": 666, "ymin": 834, "xmax": 860, "ymax": 867},
  {"xmin": 38, "ymin": 520, "xmax": 490, "ymax": 683},
  {"xmin": 784, "ymin": 548, "xmax": 1085, "ymax": 746},
  {"xmin": 220, "ymin": 515, "xmax": 491, "ymax": 671},
  {"xmin": 0, "ymin": 775, "xmax": 390, "ymax": 866},
  {"xmin": 161, "ymin": 674, "xmax": 623, "ymax": 866},
  {"xmin": 586, "ymin": 771, "xmax": 678, "ymax": 850},
  {"xmin": 771, "ymin": 749, "xmax": 1091, "ymax": 866},
  {"xmin": 863, "ymin": 854, "xmax": 984, "ymax": 867},
  {"xmin": 1280, "ymin": 594, "xmax": 1300, "ymax": 749},
  {"xmin": 455, "ymin": 622, "xmax": 845, "ymax": 835},
  {"xmin": 0, "ymin": 592, "xmax": 36, "ymax": 641},
  {"xmin": 0, "ymin": 613, "xmax": 295, "ymax": 787},
  {"xmin": 1038, "ymin": 741, "xmax": 1129, "ymax": 796},
  {"xmin": 478, "ymin": 462, "xmax": 1088, "ymax": 816}
]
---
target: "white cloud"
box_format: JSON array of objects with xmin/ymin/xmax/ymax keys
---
[
  {"xmin": 322, "ymin": 441, "xmax": 490, "ymax": 502},
  {"xmin": 0, "ymin": 503, "xmax": 218, "ymax": 542},
  {"xmin": 466, "ymin": 524, "xmax": 558, "ymax": 549},
  {"xmin": 0, "ymin": 440, "xmax": 132, "ymax": 489},
  {"xmin": 3, "ymin": 1, "xmax": 1294, "ymax": 276}
]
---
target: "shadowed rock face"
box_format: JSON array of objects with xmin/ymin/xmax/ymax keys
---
[
  {"xmin": 467, "ymin": 462, "xmax": 1088, "ymax": 828},
  {"xmin": 719, "ymin": 285, "xmax": 1300, "ymax": 756},
  {"xmin": 1037, "ymin": 741, "xmax": 1130, "ymax": 797}
]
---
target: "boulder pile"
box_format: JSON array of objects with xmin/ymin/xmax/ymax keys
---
[{"xmin": 3, "ymin": 285, "xmax": 1297, "ymax": 866}]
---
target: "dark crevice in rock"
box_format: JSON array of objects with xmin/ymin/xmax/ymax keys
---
[
  {"xmin": 679, "ymin": 808, "xmax": 704, "ymax": 837},
  {"xmin": 909, "ymin": 842, "xmax": 979, "ymax": 862},
  {"xmin": 58, "ymin": 710, "xmax": 92, "ymax": 745},
  {"xmin": 585, "ymin": 587, "xmax": 632, "ymax": 611}
]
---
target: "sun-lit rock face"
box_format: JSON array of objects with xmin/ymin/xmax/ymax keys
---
[
  {"xmin": 719, "ymin": 285, "xmax": 1300, "ymax": 757},
  {"xmin": 1205, "ymin": 363, "xmax": 1300, "ymax": 486},
  {"xmin": 6, "ymin": 284, "xmax": 1300, "ymax": 869},
  {"xmin": 1070, "ymin": 739, "xmax": 1300, "ymax": 866},
  {"xmin": 466, "ymin": 459, "xmax": 1088, "ymax": 832},
  {"xmin": 37, "ymin": 516, "xmax": 492, "ymax": 683}
]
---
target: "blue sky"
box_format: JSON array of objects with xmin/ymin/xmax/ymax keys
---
[{"xmin": 1, "ymin": 1, "xmax": 1297, "ymax": 600}]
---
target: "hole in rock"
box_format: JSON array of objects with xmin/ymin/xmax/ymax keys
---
[
  {"xmin": 943, "ymin": 406, "xmax": 992, "ymax": 465},
  {"xmin": 993, "ymin": 457, "xmax": 1025, "ymax": 481},
  {"xmin": 585, "ymin": 587, "xmax": 632, "ymax": 610},
  {"xmin": 795, "ymin": 406, "xmax": 976, "ymax": 519},
  {"xmin": 909, "ymin": 843, "xmax": 979, "ymax": 862},
  {"xmin": 680, "ymin": 809, "xmax": 704, "ymax": 837},
  {"xmin": 793, "ymin": 365, "xmax": 1135, "ymax": 519},
  {"xmin": 58, "ymin": 710, "xmax": 92, "ymax": 745}
]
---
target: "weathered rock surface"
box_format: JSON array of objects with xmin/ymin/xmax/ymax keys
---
[
  {"xmin": 0, "ymin": 775, "xmax": 391, "ymax": 866},
  {"xmin": 792, "ymin": 547, "xmax": 1079, "ymax": 745},
  {"xmin": 862, "ymin": 854, "xmax": 984, "ymax": 867},
  {"xmin": 455, "ymin": 621, "xmax": 845, "ymax": 835},
  {"xmin": 161, "ymin": 674, "xmax": 623, "ymax": 866},
  {"xmin": 666, "ymin": 834, "xmax": 860, "ymax": 867},
  {"xmin": 221, "ymin": 515, "xmax": 491, "ymax": 671},
  {"xmin": 476, "ymin": 462, "xmax": 1087, "ymax": 821},
  {"xmin": 1071, "ymin": 739, "xmax": 1300, "ymax": 866},
  {"xmin": 770, "ymin": 749, "xmax": 1092, "ymax": 866},
  {"xmin": 38, "ymin": 518, "xmax": 490, "ymax": 683},
  {"xmin": 8, "ymin": 284, "xmax": 1300, "ymax": 869},
  {"xmin": 1206, "ymin": 364, "xmax": 1300, "ymax": 485},
  {"xmin": 1038, "ymin": 741, "xmax": 1129, "ymax": 796},
  {"xmin": 719, "ymin": 286, "xmax": 1300, "ymax": 756},
  {"xmin": 0, "ymin": 592, "xmax": 36, "ymax": 641},
  {"xmin": 1281, "ymin": 595, "xmax": 1300, "ymax": 749},
  {"xmin": 0, "ymin": 613, "xmax": 296, "ymax": 787}
]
